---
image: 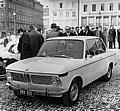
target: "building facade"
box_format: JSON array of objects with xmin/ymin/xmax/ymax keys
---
[
  {"xmin": 81, "ymin": 0, "xmax": 120, "ymax": 29},
  {"xmin": 41, "ymin": 0, "xmax": 120, "ymax": 29},
  {"xmin": 0, "ymin": 0, "xmax": 43, "ymax": 37},
  {"xmin": 48, "ymin": 0, "xmax": 79, "ymax": 29}
]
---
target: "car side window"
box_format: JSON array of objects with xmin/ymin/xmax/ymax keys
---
[
  {"xmin": 86, "ymin": 39, "xmax": 97, "ymax": 57},
  {"xmin": 95, "ymin": 38, "xmax": 106, "ymax": 54}
]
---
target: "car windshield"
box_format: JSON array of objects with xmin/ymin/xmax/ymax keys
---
[{"xmin": 37, "ymin": 39, "xmax": 84, "ymax": 59}]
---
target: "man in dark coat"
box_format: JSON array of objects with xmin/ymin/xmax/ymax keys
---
[
  {"xmin": 37, "ymin": 27, "xmax": 44, "ymax": 43},
  {"xmin": 108, "ymin": 26, "xmax": 115, "ymax": 49},
  {"xmin": 117, "ymin": 28, "xmax": 120, "ymax": 49},
  {"xmin": 17, "ymin": 28, "xmax": 32, "ymax": 60},
  {"xmin": 112, "ymin": 27, "xmax": 116, "ymax": 48},
  {"xmin": 28, "ymin": 26, "xmax": 43, "ymax": 57},
  {"xmin": 84, "ymin": 26, "xmax": 95, "ymax": 36}
]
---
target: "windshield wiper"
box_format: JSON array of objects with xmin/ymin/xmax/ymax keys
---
[{"xmin": 53, "ymin": 55, "xmax": 72, "ymax": 59}]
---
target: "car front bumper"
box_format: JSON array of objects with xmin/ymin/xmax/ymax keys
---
[{"xmin": 6, "ymin": 82, "xmax": 68, "ymax": 97}]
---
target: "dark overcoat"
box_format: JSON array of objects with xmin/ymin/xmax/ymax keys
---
[
  {"xmin": 17, "ymin": 33, "xmax": 32, "ymax": 60},
  {"xmin": 28, "ymin": 31, "xmax": 43, "ymax": 57}
]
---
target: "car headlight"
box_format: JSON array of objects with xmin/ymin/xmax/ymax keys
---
[
  {"xmin": 51, "ymin": 76, "xmax": 62, "ymax": 87},
  {"xmin": 6, "ymin": 71, "xmax": 12, "ymax": 81}
]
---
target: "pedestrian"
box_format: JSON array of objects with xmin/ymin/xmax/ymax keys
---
[
  {"xmin": 102, "ymin": 27, "xmax": 108, "ymax": 46},
  {"xmin": 117, "ymin": 28, "xmax": 120, "ymax": 49},
  {"xmin": 83, "ymin": 26, "xmax": 95, "ymax": 36},
  {"xmin": 37, "ymin": 27, "xmax": 44, "ymax": 43},
  {"xmin": 112, "ymin": 27, "xmax": 116, "ymax": 48},
  {"xmin": 56, "ymin": 26, "xmax": 64, "ymax": 37},
  {"xmin": 3, "ymin": 33, "xmax": 8, "ymax": 48},
  {"xmin": 78, "ymin": 27, "xmax": 86, "ymax": 36},
  {"xmin": 95, "ymin": 26, "xmax": 106, "ymax": 44},
  {"xmin": 46, "ymin": 23, "xmax": 59, "ymax": 39},
  {"xmin": 28, "ymin": 26, "xmax": 43, "ymax": 57},
  {"xmin": 108, "ymin": 26, "xmax": 114, "ymax": 49},
  {"xmin": 62, "ymin": 26, "xmax": 77, "ymax": 36},
  {"xmin": 17, "ymin": 28, "xmax": 32, "ymax": 60}
]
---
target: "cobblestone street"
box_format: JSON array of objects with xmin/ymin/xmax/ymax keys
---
[{"xmin": 0, "ymin": 62, "xmax": 120, "ymax": 111}]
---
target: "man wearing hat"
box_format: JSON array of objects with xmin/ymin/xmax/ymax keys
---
[{"xmin": 46, "ymin": 23, "xmax": 59, "ymax": 39}]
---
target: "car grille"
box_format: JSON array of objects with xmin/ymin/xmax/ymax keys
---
[
  {"xmin": 11, "ymin": 72, "xmax": 25, "ymax": 82},
  {"xmin": 31, "ymin": 75, "xmax": 52, "ymax": 85}
]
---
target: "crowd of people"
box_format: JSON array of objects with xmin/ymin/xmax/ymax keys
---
[
  {"xmin": 45, "ymin": 23, "xmax": 120, "ymax": 49},
  {"xmin": 2, "ymin": 23, "xmax": 120, "ymax": 61}
]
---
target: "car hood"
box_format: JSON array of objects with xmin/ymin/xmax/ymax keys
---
[{"xmin": 6, "ymin": 57, "xmax": 84, "ymax": 74}]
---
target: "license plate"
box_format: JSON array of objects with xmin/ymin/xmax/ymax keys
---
[
  {"xmin": 19, "ymin": 90, "xmax": 26, "ymax": 95},
  {"xmin": 19, "ymin": 90, "xmax": 32, "ymax": 96}
]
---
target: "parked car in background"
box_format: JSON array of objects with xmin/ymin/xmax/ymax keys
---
[
  {"xmin": 6, "ymin": 36, "xmax": 118, "ymax": 106},
  {"xmin": 0, "ymin": 40, "xmax": 20, "ymax": 80}
]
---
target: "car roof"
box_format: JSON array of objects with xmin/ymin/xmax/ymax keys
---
[{"xmin": 46, "ymin": 36, "xmax": 100, "ymax": 41}]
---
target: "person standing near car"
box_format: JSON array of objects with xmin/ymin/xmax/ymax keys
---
[
  {"xmin": 17, "ymin": 28, "xmax": 32, "ymax": 60},
  {"xmin": 46, "ymin": 23, "xmax": 59, "ymax": 39},
  {"xmin": 36, "ymin": 27, "xmax": 44, "ymax": 43},
  {"xmin": 3, "ymin": 33, "xmax": 8, "ymax": 48},
  {"xmin": 108, "ymin": 26, "xmax": 114, "ymax": 49},
  {"xmin": 28, "ymin": 26, "xmax": 43, "ymax": 57},
  {"xmin": 117, "ymin": 28, "xmax": 120, "ymax": 49}
]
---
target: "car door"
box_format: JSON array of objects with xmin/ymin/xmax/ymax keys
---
[{"xmin": 84, "ymin": 38, "xmax": 106, "ymax": 85}]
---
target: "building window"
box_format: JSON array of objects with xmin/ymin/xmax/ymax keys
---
[
  {"xmin": 0, "ymin": 0, "xmax": 4, "ymax": 8},
  {"xmin": 83, "ymin": 5, "xmax": 87, "ymax": 12},
  {"xmin": 60, "ymin": 3, "xmax": 63, "ymax": 8},
  {"xmin": 66, "ymin": 12, "xmax": 70, "ymax": 17},
  {"xmin": 111, "ymin": 16, "xmax": 116, "ymax": 26},
  {"xmin": 88, "ymin": 17, "xmax": 94, "ymax": 26},
  {"xmin": 72, "ymin": 2, "xmax": 75, "ymax": 7},
  {"xmin": 101, "ymin": 4, "xmax": 104, "ymax": 11},
  {"xmin": 103, "ymin": 16, "xmax": 109, "ymax": 26},
  {"xmin": 72, "ymin": 11, "xmax": 76, "ymax": 17},
  {"xmin": 60, "ymin": 12, "xmax": 63, "ymax": 17},
  {"xmin": 96, "ymin": 16, "xmax": 101, "ymax": 26},
  {"xmin": 109, "ymin": 3, "xmax": 113, "ymax": 11},
  {"xmin": 81, "ymin": 17, "xmax": 87, "ymax": 26},
  {"xmin": 92, "ymin": 4, "xmax": 96, "ymax": 11},
  {"xmin": 118, "ymin": 3, "xmax": 120, "ymax": 10},
  {"xmin": 53, "ymin": 12, "xmax": 57, "ymax": 16}
]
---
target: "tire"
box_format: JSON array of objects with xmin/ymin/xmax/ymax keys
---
[
  {"xmin": 102, "ymin": 66, "xmax": 112, "ymax": 82},
  {"xmin": 62, "ymin": 80, "xmax": 81, "ymax": 106}
]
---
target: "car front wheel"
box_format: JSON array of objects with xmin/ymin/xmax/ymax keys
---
[
  {"xmin": 62, "ymin": 80, "xmax": 80, "ymax": 106},
  {"xmin": 102, "ymin": 66, "xmax": 112, "ymax": 82}
]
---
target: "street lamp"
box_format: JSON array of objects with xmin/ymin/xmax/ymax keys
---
[{"xmin": 13, "ymin": 12, "xmax": 16, "ymax": 34}]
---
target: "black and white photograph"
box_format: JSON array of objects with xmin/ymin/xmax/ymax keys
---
[{"xmin": 1, "ymin": 0, "xmax": 120, "ymax": 110}]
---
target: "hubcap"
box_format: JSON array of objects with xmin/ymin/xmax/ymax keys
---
[
  {"xmin": 70, "ymin": 83, "xmax": 79, "ymax": 101},
  {"xmin": 107, "ymin": 68, "xmax": 111, "ymax": 78}
]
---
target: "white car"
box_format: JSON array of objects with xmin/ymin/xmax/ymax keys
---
[
  {"xmin": 0, "ymin": 41, "xmax": 20, "ymax": 80},
  {"xmin": 6, "ymin": 36, "xmax": 117, "ymax": 106},
  {"xmin": 0, "ymin": 41, "xmax": 20, "ymax": 64}
]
